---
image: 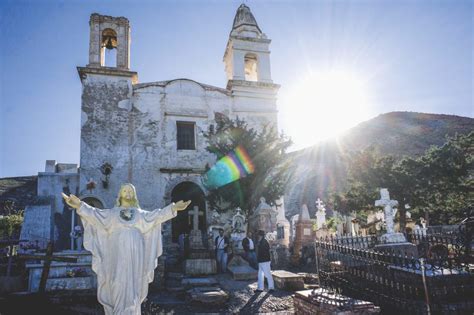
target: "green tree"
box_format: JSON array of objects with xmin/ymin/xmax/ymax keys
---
[
  {"xmin": 203, "ymin": 115, "xmax": 292, "ymax": 216},
  {"xmin": 404, "ymin": 132, "xmax": 473, "ymax": 224},
  {"xmin": 0, "ymin": 212, "xmax": 24, "ymax": 238},
  {"xmin": 333, "ymin": 132, "xmax": 473, "ymax": 227}
]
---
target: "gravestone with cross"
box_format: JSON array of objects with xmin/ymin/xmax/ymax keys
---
[
  {"xmin": 18, "ymin": 242, "xmax": 77, "ymax": 292},
  {"xmin": 375, "ymin": 189, "xmax": 398, "ymax": 234},
  {"xmin": 374, "ymin": 189, "xmax": 418, "ymax": 256},
  {"xmin": 188, "ymin": 206, "xmax": 205, "ymax": 249},
  {"xmin": 184, "ymin": 206, "xmax": 217, "ymax": 275},
  {"xmin": 315, "ymin": 198, "xmax": 326, "ymax": 230},
  {"xmin": 188, "ymin": 206, "xmax": 204, "ymax": 232}
]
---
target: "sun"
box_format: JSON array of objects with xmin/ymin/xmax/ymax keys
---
[{"xmin": 280, "ymin": 69, "xmax": 373, "ymax": 149}]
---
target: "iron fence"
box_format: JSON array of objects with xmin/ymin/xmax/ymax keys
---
[{"xmin": 313, "ymin": 220, "xmax": 474, "ymax": 314}]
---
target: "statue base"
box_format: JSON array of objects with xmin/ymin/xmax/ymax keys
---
[
  {"xmin": 184, "ymin": 258, "xmax": 217, "ymax": 276},
  {"xmin": 375, "ymin": 233, "xmax": 418, "ymax": 258},
  {"xmin": 379, "ymin": 232, "xmax": 407, "ymax": 244}
]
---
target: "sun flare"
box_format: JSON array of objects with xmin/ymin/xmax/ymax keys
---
[{"xmin": 280, "ymin": 70, "xmax": 373, "ymax": 149}]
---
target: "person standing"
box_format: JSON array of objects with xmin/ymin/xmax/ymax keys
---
[
  {"xmin": 255, "ymin": 230, "xmax": 275, "ymax": 293},
  {"xmin": 242, "ymin": 231, "xmax": 257, "ymax": 269},
  {"xmin": 215, "ymin": 228, "xmax": 229, "ymax": 273}
]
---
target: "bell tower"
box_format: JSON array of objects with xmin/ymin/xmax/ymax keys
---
[
  {"xmin": 223, "ymin": 4, "xmax": 279, "ymax": 127},
  {"xmin": 88, "ymin": 13, "xmax": 130, "ymax": 69},
  {"xmin": 224, "ymin": 4, "xmax": 274, "ymax": 84},
  {"xmin": 77, "ymin": 14, "xmax": 137, "ymax": 208}
]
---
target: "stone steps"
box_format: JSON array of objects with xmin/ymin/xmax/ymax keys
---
[{"xmin": 164, "ymin": 272, "xmax": 185, "ymax": 293}]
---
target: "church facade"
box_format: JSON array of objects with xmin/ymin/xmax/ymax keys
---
[{"xmin": 31, "ymin": 4, "xmax": 280, "ymax": 248}]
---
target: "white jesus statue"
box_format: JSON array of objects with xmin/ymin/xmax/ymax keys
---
[{"xmin": 62, "ymin": 184, "xmax": 190, "ymax": 315}]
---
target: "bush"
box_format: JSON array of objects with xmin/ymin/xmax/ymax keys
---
[{"xmin": 0, "ymin": 213, "xmax": 24, "ymax": 238}]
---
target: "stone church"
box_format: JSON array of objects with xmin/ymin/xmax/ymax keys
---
[{"xmin": 24, "ymin": 4, "xmax": 281, "ymax": 250}]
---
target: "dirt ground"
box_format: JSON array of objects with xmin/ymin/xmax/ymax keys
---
[{"xmin": 0, "ymin": 274, "xmax": 296, "ymax": 315}]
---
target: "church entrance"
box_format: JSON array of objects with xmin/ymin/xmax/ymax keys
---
[{"xmin": 170, "ymin": 182, "xmax": 206, "ymax": 243}]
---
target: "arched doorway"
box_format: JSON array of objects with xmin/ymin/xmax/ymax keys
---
[
  {"xmin": 81, "ymin": 197, "xmax": 104, "ymax": 209},
  {"xmin": 171, "ymin": 182, "xmax": 206, "ymax": 242},
  {"xmin": 78, "ymin": 197, "xmax": 104, "ymax": 228}
]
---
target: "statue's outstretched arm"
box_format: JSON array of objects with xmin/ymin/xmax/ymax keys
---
[
  {"xmin": 77, "ymin": 201, "xmax": 110, "ymax": 228},
  {"xmin": 143, "ymin": 200, "xmax": 191, "ymax": 225}
]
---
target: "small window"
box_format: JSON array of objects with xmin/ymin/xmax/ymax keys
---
[{"xmin": 177, "ymin": 122, "xmax": 196, "ymax": 150}]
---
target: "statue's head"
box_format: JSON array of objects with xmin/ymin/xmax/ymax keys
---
[{"xmin": 115, "ymin": 183, "xmax": 140, "ymax": 208}]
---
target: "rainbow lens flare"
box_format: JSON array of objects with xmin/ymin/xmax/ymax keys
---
[{"xmin": 202, "ymin": 145, "xmax": 255, "ymax": 190}]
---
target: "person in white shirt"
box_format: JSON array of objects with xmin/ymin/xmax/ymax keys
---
[
  {"xmin": 214, "ymin": 228, "xmax": 229, "ymax": 273},
  {"xmin": 242, "ymin": 231, "xmax": 257, "ymax": 269},
  {"xmin": 255, "ymin": 230, "xmax": 275, "ymax": 293}
]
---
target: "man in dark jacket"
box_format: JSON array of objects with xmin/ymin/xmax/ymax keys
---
[{"xmin": 255, "ymin": 230, "xmax": 274, "ymax": 293}]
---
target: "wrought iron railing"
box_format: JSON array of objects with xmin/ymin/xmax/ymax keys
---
[{"xmin": 312, "ymin": 220, "xmax": 474, "ymax": 314}]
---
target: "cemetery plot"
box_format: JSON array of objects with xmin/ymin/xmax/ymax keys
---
[{"xmin": 312, "ymin": 222, "xmax": 474, "ymax": 314}]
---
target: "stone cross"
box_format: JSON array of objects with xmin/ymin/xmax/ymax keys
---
[
  {"xmin": 316, "ymin": 198, "xmax": 324, "ymax": 211},
  {"xmin": 315, "ymin": 198, "xmax": 326, "ymax": 229},
  {"xmin": 18, "ymin": 242, "xmax": 77, "ymax": 292},
  {"xmin": 420, "ymin": 217, "xmax": 427, "ymax": 229},
  {"xmin": 188, "ymin": 206, "xmax": 204, "ymax": 231},
  {"xmin": 375, "ymin": 188, "xmax": 398, "ymax": 234}
]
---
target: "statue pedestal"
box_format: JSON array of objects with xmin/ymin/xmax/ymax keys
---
[
  {"xmin": 379, "ymin": 232, "xmax": 406, "ymax": 243},
  {"xmin": 374, "ymin": 233, "xmax": 418, "ymax": 258}
]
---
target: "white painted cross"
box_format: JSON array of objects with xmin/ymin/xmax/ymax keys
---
[
  {"xmin": 315, "ymin": 198, "xmax": 326, "ymax": 229},
  {"xmin": 188, "ymin": 206, "xmax": 204, "ymax": 231},
  {"xmin": 316, "ymin": 198, "xmax": 324, "ymax": 210},
  {"xmin": 375, "ymin": 188, "xmax": 398, "ymax": 234}
]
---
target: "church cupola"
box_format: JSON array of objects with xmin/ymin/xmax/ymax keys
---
[{"xmin": 223, "ymin": 4, "xmax": 273, "ymax": 84}]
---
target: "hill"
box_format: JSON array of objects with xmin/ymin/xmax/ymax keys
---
[
  {"xmin": 284, "ymin": 112, "xmax": 474, "ymax": 217},
  {"xmin": 0, "ymin": 176, "xmax": 37, "ymax": 215}
]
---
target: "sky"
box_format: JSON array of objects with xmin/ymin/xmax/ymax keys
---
[{"xmin": 0, "ymin": 0, "xmax": 472, "ymax": 178}]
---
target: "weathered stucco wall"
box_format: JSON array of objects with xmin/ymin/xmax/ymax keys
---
[
  {"xmin": 79, "ymin": 73, "xmax": 134, "ymax": 208},
  {"xmin": 79, "ymin": 76, "xmax": 277, "ymax": 213}
]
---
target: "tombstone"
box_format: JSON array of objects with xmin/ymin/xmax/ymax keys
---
[
  {"xmin": 293, "ymin": 288, "xmax": 381, "ymax": 314},
  {"xmin": 290, "ymin": 214, "xmax": 300, "ymax": 242},
  {"xmin": 351, "ymin": 217, "xmax": 360, "ymax": 236},
  {"xmin": 271, "ymin": 270, "xmax": 305, "ymax": 291},
  {"xmin": 291, "ymin": 204, "xmax": 314, "ymax": 265},
  {"xmin": 184, "ymin": 207, "xmax": 217, "ymax": 275},
  {"xmin": 187, "ymin": 286, "xmax": 229, "ymax": 305},
  {"xmin": 19, "ymin": 242, "xmax": 98, "ymax": 292},
  {"xmin": 188, "ymin": 206, "xmax": 205, "ymax": 249},
  {"xmin": 226, "ymin": 255, "xmax": 257, "ymax": 280},
  {"xmin": 20, "ymin": 204, "xmax": 53, "ymax": 249},
  {"xmin": 419, "ymin": 217, "xmax": 428, "ymax": 236},
  {"xmin": 332, "ymin": 210, "xmax": 344, "ymax": 236},
  {"xmin": 230, "ymin": 208, "xmax": 246, "ymax": 251},
  {"xmin": 71, "ymin": 225, "xmax": 84, "ymax": 251},
  {"xmin": 275, "ymin": 197, "xmax": 290, "ymax": 247},
  {"xmin": 374, "ymin": 189, "xmax": 418, "ymax": 257},
  {"xmin": 315, "ymin": 198, "xmax": 326, "ymax": 230},
  {"xmin": 248, "ymin": 197, "xmax": 277, "ymax": 235}
]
